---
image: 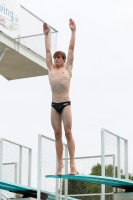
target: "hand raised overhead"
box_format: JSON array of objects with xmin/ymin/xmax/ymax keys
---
[
  {"xmin": 43, "ymin": 22, "xmax": 50, "ymax": 35},
  {"xmin": 69, "ymin": 19, "xmax": 76, "ymax": 31}
]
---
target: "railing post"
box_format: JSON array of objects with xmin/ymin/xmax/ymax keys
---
[
  {"xmin": 125, "ymin": 140, "xmax": 128, "ymax": 179},
  {"xmin": 56, "ymin": 157, "xmax": 59, "ymax": 200},
  {"xmin": 15, "ymin": 163, "xmax": 18, "ymax": 184},
  {"xmin": 101, "ymin": 128, "xmax": 105, "ymax": 200},
  {"xmin": 0, "ymin": 139, "xmax": 3, "ymax": 200},
  {"xmin": 117, "ymin": 137, "xmax": 120, "ymax": 178},
  {"xmin": 37, "ymin": 134, "xmax": 42, "ymax": 200},
  {"xmin": 19, "ymin": 146, "xmax": 22, "ymax": 184},
  {"xmin": 113, "ymin": 155, "xmax": 116, "ymax": 194},
  {"xmin": 65, "ymin": 145, "xmax": 68, "ymax": 200},
  {"xmin": 28, "ymin": 149, "xmax": 32, "ymax": 186}
]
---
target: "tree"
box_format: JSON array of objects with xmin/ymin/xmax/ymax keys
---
[
  {"xmin": 62, "ymin": 164, "xmax": 133, "ymax": 199},
  {"xmin": 62, "ymin": 163, "xmax": 113, "ymax": 198}
]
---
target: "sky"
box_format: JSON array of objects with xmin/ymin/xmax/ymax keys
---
[{"xmin": 1, "ymin": 0, "xmax": 133, "ymax": 186}]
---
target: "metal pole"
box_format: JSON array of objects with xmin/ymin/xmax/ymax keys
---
[
  {"xmin": 28, "ymin": 149, "xmax": 32, "ymax": 186},
  {"xmin": 1, "ymin": 138, "xmax": 30, "ymax": 149},
  {"xmin": 0, "ymin": 139, "xmax": 3, "ymax": 200},
  {"xmin": 103, "ymin": 129, "xmax": 127, "ymax": 141},
  {"xmin": 117, "ymin": 137, "xmax": 120, "ymax": 178},
  {"xmin": 113, "ymin": 155, "xmax": 116, "ymax": 194},
  {"xmin": 60, "ymin": 179, "xmax": 62, "ymax": 200},
  {"xmin": 65, "ymin": 145, "xmax": 68, "ymax": 200},
  {"xmin": 101, "ymin": 128, "xmax": 105, "ymax": 200},
  {"xmin": 37, "ymin": 134, "xmax": 42, "ymax": 200},
  {"xmin": 19, "ymin": 146, "xmax": 22, "ymax": 184},
  {"xmin": 125, "ymin": 140, "xmax": 128, "ymax": 179},
  {"xmin": 55, "ymin": 32, "xmax": 57, "ymax": 52},
  {"xmin": 113, "ymin": 155, "xmax": 115, "ymax": 178},
  {"xmin": 15, "ymin": 163, "xmax": 18, "ymax": 184},
  {"xmin": 56, "ymin": 157, "xmax": 59, "ymax": 200}
]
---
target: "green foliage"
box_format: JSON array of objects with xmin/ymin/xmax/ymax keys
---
[
  {"xmin": 62, "ymin": 163, "xmax": 113, "ymax": 195},
  {"xmin": 129, "ymin": 173, "xmax": 133, "ymax": 180},
  {"xmin": 90, "ymin": 163, "xmax": 101, "ymax": 176},
  {"xmin": 62, "ymin": 164, "xmax": 133, "ymax": 199}
]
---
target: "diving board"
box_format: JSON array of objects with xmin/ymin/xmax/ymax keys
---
[
  {"xmin": 0, "ymin": 179, "xmax": 77, "ymax": 200},
  {"xmin": 46, "ymin": 174, "xmax": 133, "ymax": 192},
  {"xmin": 0, "ymin": 179, "xmax": 47, "ymax": 199}
]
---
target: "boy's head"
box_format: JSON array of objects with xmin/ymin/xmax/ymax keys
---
[{"xmin": 53, "ymin": 51, "xmax": 66, "ymax": 63}]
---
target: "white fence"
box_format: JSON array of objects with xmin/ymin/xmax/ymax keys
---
[
  {"xmin": 37, "ymin": 134, "xmax": 68, "ymax": 200},
  {"xmin": 2, "ymin": 162, "xmax": 17, "ymax": 199},
  {"xmin": 0, "ymin": 138, "xmax": 32, "ymax": 200},
  {"xmin": 37, "ymin": 134, "xmax": 115, "ymax": 200},
  {"xmin": 101, "ymin": 128, "xmax": 128, "ymax": 200}
]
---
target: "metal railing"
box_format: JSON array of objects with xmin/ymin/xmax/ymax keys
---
[
  {"xmin": 0, "ymin": 4, "xmax": 58, "ymax": 59},
  {"xmin": 63, "ymin": 154, "xmax": 115, "ymax": 200},
  {"xmin": 0, "ymin": 138, "xmax": 32, "ymax": 184},
  {"xmin": 2, "ymin": 162, "xmax": 18, "ymax": 183},
  {"xmin": 101, "ymin": 128, "xmax": 128, "ymax": 200},
  {"xmin": 1, "ymin": 162, "xmax": 18, "ymax": 199},
  {"xmin": 37, "ymin": 133, "xmax": 115, "ymax": 200},
  {"xmin": 0, "ymin": 138, "xmax": 32, "ymax": 200},
  {"xmin": 37, "ymin": 134, "xmax": 68, "ymax": 200}
]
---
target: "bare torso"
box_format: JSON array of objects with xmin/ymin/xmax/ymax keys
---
[{"xmin": 48, "ymin": 64, "xmax": 72, "ymax": 103}]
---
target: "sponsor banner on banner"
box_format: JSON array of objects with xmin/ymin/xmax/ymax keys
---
[{"xmin": 0, "ymin": 0, "xmax": 21, "ymax": 33}]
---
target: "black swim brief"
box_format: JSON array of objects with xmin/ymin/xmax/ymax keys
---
[{"xmin": 51, "ymin": 101, "xmax": 71, "ymax": 114}]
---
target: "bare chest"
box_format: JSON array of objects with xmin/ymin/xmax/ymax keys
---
[{"xmin": 48, "ymin": 68, "xmax": 71, "ymax": 83}]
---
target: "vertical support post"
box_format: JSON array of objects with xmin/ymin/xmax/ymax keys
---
[
  {"xmin": 15, "ymin": 163, "xmax": 18, "ymax": 183},
  {"xmin": 101, "ymin": 128, "xmax": 105, "ymax": 200},
  {"xmin": 19, "ymin": 146, "xmax": 22, "ymax": 184},
  {"xmin": 65, "ymin": 145, "xmax": 68, "ymax": 200},
  {"xmin": 55, "ymin": 32, "xmax": 57, "ymax": 52},
  {"xmin": 56, "ymin": 157, "xmax": 59, "ymax": 200},
  {"xmin": 113, "ymin": 155, "xmax": 116, "ymax": 194},
  {"xmin": 37, "ymin": 134, "xmax": 42, "ymax": 200},
  {"xmin": 113, "ymin": 155, "xmax": 115, "ymax": 178},
  {"xmin": 0, "ymin": 139, "xmax": 3, "ymax": 178},
  {"xmin": 28, "ymin": 149, "xmax": 32, "ymax": 186},
  {"xmin": 0, "ymin": 139, "xmax": 3, "ymax": 200},
  {"xmin": 125, "ymin": 140, "xmax": 128, "ymax": 179},
  {"xmin": 59, "ymin": 179, "xmax": 62, "ymax": 200},
  {"xmin": 117, "ymin": 137, "xmax": 120, "ymax": 178}
]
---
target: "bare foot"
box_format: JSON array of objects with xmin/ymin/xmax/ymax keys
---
[
  {"xmin": 56, "ymin": 162, "xmax": 64, "ymax": 175},
  {"xmin": 70, "ymin": 163, "xmax": 77, "ymax": 175}
]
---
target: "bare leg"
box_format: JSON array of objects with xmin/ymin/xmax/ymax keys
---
[
  {"xmin": 51, "ymin": 107, "xmax": 64, "ymax": 174},
  {"xmin": 61, "ymin": 106, "xmax": 77, "ymax": 174}
]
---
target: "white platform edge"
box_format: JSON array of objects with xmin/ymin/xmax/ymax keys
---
[{"xmin": 0, "ymin": 31, "xmax": 48, "ymax": 71}]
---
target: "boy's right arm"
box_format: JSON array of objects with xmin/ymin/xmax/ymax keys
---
[{"xmin": 43, "ymin": 22, "xmax": 52, "ymax": 70}]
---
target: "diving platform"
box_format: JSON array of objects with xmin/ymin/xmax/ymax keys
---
[
  {"xmin": 0, "ymin": 31, "xmax": 48, "ymax": 80},
  {"xmin": 46, "ymin": 174, "xmax": 133, "ymax": 192},
  {"xmin": 0, "ymin": 5, "xmax": 57, "ymax": 81},
  {"xmin": 0, "ymin": 179, "xmax": 77, "ymax": 200},
  {"xmin": 0, "ymin": 179, "xmax": 48, "ymax": 199}
]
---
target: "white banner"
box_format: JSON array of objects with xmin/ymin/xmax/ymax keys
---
[{"xmin": 0, "ymin": 0, "xmax": 21, "ymax": 33}]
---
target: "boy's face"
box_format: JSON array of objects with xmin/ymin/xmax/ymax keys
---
[{"xmin": 54, "ymin": 55, "xmax": 65, "ymax": 67}]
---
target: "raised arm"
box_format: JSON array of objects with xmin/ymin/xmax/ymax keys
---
[
  {"xmin": 43, "ymin": 22, "xmax": 52, "ymax": 70},
  {"xmin": 66, "ymin": 19, "xmax": 76, "ymax": 68}
]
